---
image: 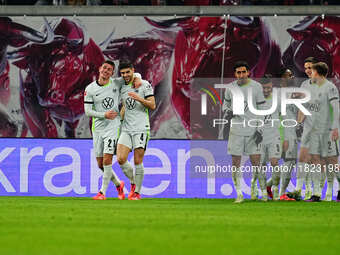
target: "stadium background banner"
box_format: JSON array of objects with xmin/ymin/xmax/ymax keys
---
[
  {"xmin": 1, "ymin": 15, "xmax": 340, "ymax": 139},
  {"xmin": 0, "ymin": 138, "xmax": 338, "ymax": 198}
]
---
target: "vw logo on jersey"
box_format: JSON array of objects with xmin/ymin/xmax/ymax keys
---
[
  {"xmin": 102, "ymin": 97, "xmax": 114, "ymax": 109},
  {"xmin": 126, "ymin": 97, "xmax": 136, "ymax": 110}
]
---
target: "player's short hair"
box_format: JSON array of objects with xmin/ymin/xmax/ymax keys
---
[
  {"xmin": 233, "ymin": 61, "xmax": 250, "ymax": 71},
  {"xmin": 304, "ymin": 57, "xmax": 317, "ymax": 64},
  {"xmin": 119, "ymin": 60, "xmax": 134, "ymax": 71},
  {"xmin": 260, "ymin": 74, "xmax": 273, "ymax": 85},
  {"xmin": 278, "ymin": 67, "xmax": 289, "ymax": 78},
  {"xmin": 312, "ymin": 62, "xmax": 329, "ymax": 77},
  {"xmin": 102, "ymin": 60, "xmax": 115, "ymax": 68}
]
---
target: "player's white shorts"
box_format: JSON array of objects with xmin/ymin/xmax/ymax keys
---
[
  {"xmin": 285, "ymin": 137, "xmax": 298, "ymax": 160},
  {"xmin": 261, "ymin": 136, "xmax": 282, "ymax": 163},
  {"xmin": 227, "ymin": 132, "xmax": 262, "ymax": 156},
  {"xmin": 309, "ymin": 132, "xmax": 339, "ymax": 157},
  {"xmin": 118, "ymin": 131, "xmax": 149, "ymax": 150},
  {"xmin": 93, "ymin": 131, "xmax": 118, "ymax": 157}
]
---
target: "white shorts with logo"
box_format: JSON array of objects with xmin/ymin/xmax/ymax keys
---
[
  {"xmin": 118, "ymin": 131, "xmax": 150, "ymax": 150},
  {"xmin": 309, "ymin": 132, "xmax": 339, "ymax": 157},
  {"xmin": 227, "ymin": 132, "xmax": 262, "ymax": 156},
  {"xmin": 261, "ymin": 136, "xmax": 282, "ymax": 163},
  {"xmin": 93, "ymin": 130, "xmax": 119, "ymax": 157}
]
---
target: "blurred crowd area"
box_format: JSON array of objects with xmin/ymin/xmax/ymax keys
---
[{"xmin": 1, "ymin": 0, "xmax": 339, "ymax": 6}]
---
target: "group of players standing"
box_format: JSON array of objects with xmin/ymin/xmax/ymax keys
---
[
  {"xmin": 83, "ymin": 56, "xmax": 340, "ymax": 202},
  {"xmin": 224, "ymin": 57, "xmax": 340, "ymax": 203},
  {"xmin": 84, "ymin": 60, "xmax": 155, "ymax": 200}
]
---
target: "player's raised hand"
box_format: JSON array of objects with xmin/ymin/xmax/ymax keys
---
[
  {"xmin": 128, "ymin": 92, "xmax": 143, "ymax": 102},
  {"xmin": 331, "ymin": 128, "xmax": 339, "ymax": 141},
  {"xmin": 133, "ymin": 77, "xmax": 142, "ymax": 88},
  {"xmin": 104, "ymin": 110, "xmax": 118, "ymax": 120}
]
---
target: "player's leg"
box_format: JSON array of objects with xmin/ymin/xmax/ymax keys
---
[
  {"xmin": 247, "ymin": 136, "xmax": 265, "ymax": 201},
  {"xmin": 96, "ymin": 156, "xmax": 122, "ymax": 188},
  {"xmin": 325, "ymin": 161, "xmax": 335, "ymax": 202},
  {"xmin": 117, "ymin": 132, "xmax": 135, "ymax": 195},
  {"xmin": 324, "ymin": 138, "xmax": 339, "ymax": 201},
  {"xmin": 250, "ymin": 154, "xmax": 265, "ymax": 200},
  {"xmin": 269, "ymin": 157, "xmax": 280, "ymax": 201},
  {"xmin": 228, "ymin": 133, "xmax": 244, "ymax": 203},
  {"xmin": 129, "ymin": 132, "xmax": 149, "ymax": 200},
  {"xmin": 308, "ymin": 154, "xmax": 322, "ymax": 201},
  {"xmin": 257, "ymin": 145, "xmax": 269, "ymax": 201},
  {"xmin": 101, "ymin": 153, "xmax": 123, "ymax": 197},
  {"xmin": 306, "ymin": 135, "xmax": 323, "ymax": 201},
  {"xmin": 266, "ymin": 139, "xmax": 281, "ymax": 200},
  {"xmin": 250, "ymin": 170, "xmax": 259, "ymax": 200},
  {"xmin": 280, "ymin": 137, "xmax": 297, "ymax": 199},
  {"xmin": 101, "ymin": 136, "xmax": 124, "ymax": 199},
  {"xmin": 264, "ymin": 147, "xmax": 273, "ymax": 198},
  {"xmin": 131, "ymin": 148, "xmax": 145, "ymax": 200},
  {"xmin": 280, "ymin": 160, "xmax": 295, "ymax": 198},
  {"xmin": 92, "ymin": 133, "xmax": 106, "ymax": 200},
  {"xmin": 251, "ymin": 144, "xmax": 266, "ymax": 200},
  {"xmin": 320, "ymin": 158, "xmax": 327, "ymax": 197},
  {"xmin": 298, "ymin": 130, "xmax": 312, "ymax": 199}
]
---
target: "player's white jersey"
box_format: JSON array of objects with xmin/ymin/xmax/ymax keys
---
[
  {"xmin": 84, "ymin": 78, "xmax": 123, "ymax": 133},
  {"xmin": 300, "ymin": 79, "xmax": 314, "ymax": 128},
  {"xmin": 309, "ymin": 80, "xmax": 339, "ymax": 134},
  {"xmin": 121, "ymin": 80, "xmax": 154, "ymax": 133},
  {"xmin": 223, "ymin": 79, "xmax": 265, "ymax": 136},
  {"xmin": 283, "ymin": 92, "xmax": 298, "ymax": 140},
  {"xmin": 262, "ymin": 95, "xmax": 281, "ymax": 144}
]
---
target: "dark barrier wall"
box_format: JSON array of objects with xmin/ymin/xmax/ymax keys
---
[{"xmin": 0, "ymin": 15, "xmax": 339, "ymax": 139}]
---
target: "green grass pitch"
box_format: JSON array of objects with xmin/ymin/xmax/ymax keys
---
[{"xmin": 1, "ymin": 197, "xmax": 340, "ymax": 255}]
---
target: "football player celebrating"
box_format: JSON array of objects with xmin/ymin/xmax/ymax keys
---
[{"xmin": 116, "ymin": 60, "xmax": 156, "ymax": 200}]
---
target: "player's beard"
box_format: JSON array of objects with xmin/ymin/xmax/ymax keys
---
[
  {"xmin": 237, "ymin": 78, "xmax": 248, "ymax": 86},
  {"xmin": 124, "ymin": 75, "xmax": 133, "ymax": 84}
]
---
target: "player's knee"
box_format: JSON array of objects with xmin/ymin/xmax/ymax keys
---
[
  {"xmin": 231, "ymin": 156, "xmax": 241, "ymax": 167},
  {"xmin": 117, "ymin": 157, "xmax": 126, "ymax": 165},
  {"xmin": 134, "ymin": 158, "xmax": 143, "ymax": 165},
  {"xmin": 271, "ymin": 160, "xmax": 279, "ymax": 166},
  {"xmin": 103, "ymin": 159, "xmax": 111, "ymax": 166}
]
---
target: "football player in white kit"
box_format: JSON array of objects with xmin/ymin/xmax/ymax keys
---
[
  {"xmin": 116, "ymin": 60, "xmax": 156, "ymax": 200},
  {"xmin": 305, "ymin": 62, "xmax": 339, "ymax": 202},
  {"xmin": 223, "ymin": 61, "xmax": 266, "ymax": 203},
  {"xmin": 251, "ymin": 74, "xmax": 280, "ymax": 201},
  {"xmin": 269, "ymin": 69, "xmax": 298, "ymax": 201},
  {"xmin": 84, "ymin": 60, "xmax": 142, "ymax": 200},
  {"xmin": 294, "ymin": 57, "xmax": 317, "ymax": 200}
]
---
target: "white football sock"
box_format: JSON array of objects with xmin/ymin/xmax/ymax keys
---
[
  {"xmin": 120, "ymin": 161, "xmax": 135, "ymax": 185},
  {"xmin": 296, "ymin": 162, "xmax": 307, "ymax": 192},
  {"xmin": 100, "ymin": 165, "xmax": 120, "ymax": 195},
  {"xmin": 326, "ymin": 164, "xmax": 335, "ymax": 196},
  {"xmin": 135, "ymin": 163, "xmax": 144, "ymax": 194},
  {"xmin": 232, "ymin": 167, "xmax": 242, "ymax": 197},
  {"xmin": 280, "ymin": 161, "xmax": 294, "ymax": 196}
]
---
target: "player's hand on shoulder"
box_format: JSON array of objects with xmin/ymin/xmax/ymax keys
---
[
  {"xmin": 133, "ymin": 77, "xmax": 142, "ymax": 89},
  {"xmin": 128, "ymin": 91, "xmax": 142, "ymax": 102},
  {"xmin": 104, "ymin": 110, "xmax": 118, "ymax": 120}
]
